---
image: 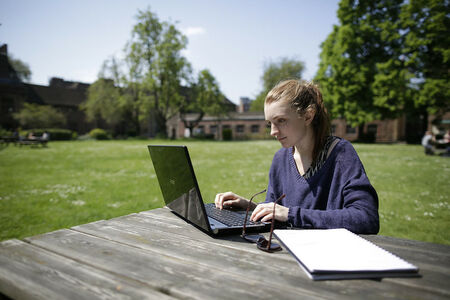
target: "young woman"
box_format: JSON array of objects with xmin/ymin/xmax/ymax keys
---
[{"xmin": 215, "ymin": 79, "xmax": 379, "ymax": 234}]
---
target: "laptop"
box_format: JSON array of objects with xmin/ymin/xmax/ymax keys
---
[{"xmin": 148, "ymin": 145, "xmax": 270, "ymax": 236}]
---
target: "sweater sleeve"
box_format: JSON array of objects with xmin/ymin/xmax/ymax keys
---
[{"xmin": 288, "ymin": 148, "xmax": 380, "ymax": 234}]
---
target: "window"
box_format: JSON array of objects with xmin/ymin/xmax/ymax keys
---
[
  {"xmin": 331, "ymin": 124, "xmax": 337, "ymax": 135},
  {"xmin": 194, "ymin": 126, "xmax": 205, "ymax": 135},
  {"xmin": 236, "ymin": 125, "xmax": 245, "ymax": 133},
  {"xmin": 346, "ymin": 125, "xmax": 356, "ymax": 134},
  {"xmin": 367, "ymin": 124, "xmax": 377, "ymax": 134},
  {"xmin": 210, "ymin": 125, "xmax": 217, "ymax": 134},
  {"xmin": 251, "ymin": 125, "xmax": 260, "ymax": 133}
]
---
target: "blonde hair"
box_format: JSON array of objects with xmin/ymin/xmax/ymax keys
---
[{"xmin": 265, "ymin": 79, "xmax": 331, "ymax": 161}]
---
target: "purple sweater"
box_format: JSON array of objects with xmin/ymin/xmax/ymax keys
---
[{"xmin": 265, "ymin": 138, "xmax": 379, "ymax": 234}]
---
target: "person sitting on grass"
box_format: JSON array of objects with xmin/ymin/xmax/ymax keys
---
[
  {"xmin": 215, "ymin": 79, "xmax": 379, "ymax": 234},
  {"xmin": 421, "ymin": 131, "xmax": 435, "ymax": 155}
]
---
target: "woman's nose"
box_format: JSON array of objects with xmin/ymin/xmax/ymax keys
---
[{"xmin": 270, "ymin": 124, "xmax": 279, "ymax": 137}]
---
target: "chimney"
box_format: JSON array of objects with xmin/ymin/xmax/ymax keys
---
[
  {"xmin": 0, "ymin": 44, "xmax": 7, "ymax": 56},
  {"xmin": 238, "ymin": 97, "xmax": 251, "ymax": 113}
]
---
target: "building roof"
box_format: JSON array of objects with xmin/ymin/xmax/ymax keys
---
[
  {"xmin": 26, "ymin": 82, "xmax": 88, "ymax": 107},
  {"xmin": 179, "ymin": 111, "xmax": 265, "ymax": 122}
]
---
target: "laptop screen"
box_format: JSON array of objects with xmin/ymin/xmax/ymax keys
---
[{"xmin": 148, "ymin": 145, "xmax": 210, "ymax": 233}]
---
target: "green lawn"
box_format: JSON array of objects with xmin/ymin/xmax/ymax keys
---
[{"xmin": 0, "ymin": 140, "xmax": 449, "ymax": 245}]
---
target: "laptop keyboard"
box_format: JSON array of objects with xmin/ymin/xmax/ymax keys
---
[{"xmin": 204, "ymin": 203, "xmax": 259, "ymax": 227}]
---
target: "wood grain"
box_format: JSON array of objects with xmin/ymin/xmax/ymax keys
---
[
  {"xmin": 0, "ymin": 207, "xmax": 448, "ymax": 300},
  {"xmin": 0, "ymin": 239, "xmax": 173, "ymax": 299}
]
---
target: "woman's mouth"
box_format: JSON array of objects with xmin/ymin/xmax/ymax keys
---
[{"xmin": 277, "ymin": 137, "xmax": 287, "ymax": 142}]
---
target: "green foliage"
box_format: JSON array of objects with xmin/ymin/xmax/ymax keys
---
[
  {"xmin": 22, "ymin": 128, "xmax": 74, "ymax": 141},
  {"xmin": 82, "ymin": 78, "xmax": 122, "ymax": 126},
  {"xmin": 125, "ymin": 7, "xmax": 192, "ymax": 137},
  {"xmin": 89, "ymin": 128, "xmax": 110, "ymax": 140},
  {"xmin": 0, "ymin": 127, "xmax": 12, "ymax": 137},
  {"xmin": 0, "ymin": 140, "xmax": 448, "ymax": 245},
  {"xmin": 400, "ymin": 0, "xmax": 450, "ymax": 116},
  {"xmin": 251, "ymin": 57, "xmax": 305, "ymax": 111},
  {"xmin": 13, "ymin": 103, "xmax": 66, "ymax": 129},
  {"xmin": 180, "ymin": 69, "xmax": 227, "ymax": 136},
  {"xmin": 316, "ymin": 0, "xmax": 404, "ymax": 127},
  {"xmin": 82, "ymin": 7, "xmax": 197, "ymax": 138},
  {"xmin": 8, "ymin": 55, "xmax": 32, "ymax": 82},
  {"xmin": 316, "ymin": 0, "xmax": 449, "ymax": 133}
]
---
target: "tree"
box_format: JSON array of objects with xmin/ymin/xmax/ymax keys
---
[
  {"xmin": 82, "ymin": 77, "xmax": 122, "ymax": 127},
  {"xmin": 250, "ymin": 57, "xmax": 305, "ymax": 111},
  {"xmin": 13, "ymin": 103, "xmax": 66, "ymax": 128},
  {"xmin": 81, "ymin": 7, "xmax": 192, "ymax": 137},
  {"xmin": 81, "ymin": 57, "xmax": 136, "ymax": 136},
  {"xmin": 8, "ymin": 55, "xmax": 32, "ymax": 82},
  {"xmin": 399, "ymin": 0, "xmax": 450, "ymax": 133},
  {"xmin": 180, "ymin": 69, "xmax": 226, "ymax": 137},
  {"xmin": 316, "ymin": 0, "xmax": 404, "ymax": 139},
  {"xmin": 125, "ymin": 8, "xmax": 191, "ymax": 137},
  {"xmin": 316, "ymin": 0, "xmax": 449, "ymax": 140}
]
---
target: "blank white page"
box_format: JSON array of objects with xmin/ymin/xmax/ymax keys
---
[{"xmin": 274, "ymin": 228, "xmax": 418, "ymax": 273}]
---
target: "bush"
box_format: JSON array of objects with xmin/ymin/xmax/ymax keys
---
[
  {"xmin": 89, "ymin": 128, "xmax": 110, "ymax": 140},
  {"xmin": 22, "ymin": 128, "xmax": 74, "ymax": 140},
  {"xmin": 222, "ymin": 128, "xmax": 232, "ymax": 141},
  {"xmin": 13, "ymin": 103, "xmax": 66, "ymax": 128},
  {"xmin": 192, "ymin": 133, "xmax": 215, "ymax": 140},
  {"xmin": 0, "ymin": 127, "xmax": 12, "ymax": 137}
]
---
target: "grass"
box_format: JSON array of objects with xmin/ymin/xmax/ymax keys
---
[{"xmin": 0, "ymin": 140, "xmax": 449, "ymax": 245}]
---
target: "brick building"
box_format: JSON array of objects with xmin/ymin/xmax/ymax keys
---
[
  {"xmin": 0, "ymin": 44, "xmax": 95, "ymax": 133},
  {"xmin": 169, "ymin": 97, "xmax": 449, "ymax": 143}
]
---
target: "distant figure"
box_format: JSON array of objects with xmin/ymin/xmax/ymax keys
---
[
  {"xmin": 27, "ymin": 132, "xmax": 37, "ymax": 140},
  {"xmin": 12, "ymin": 129, "xmax": 19, "ymax": 140},
  {"xmin": 421, "ymin": 131, "xmax": 434, "ymax": 155},
  {"xmin": 442, "ymin": 130, "xmax": 450, "ymax": 157},
  {"xmin": 41, "ymin": 131, "xmax": 50, "ymax": 141},
  {"xmin": 444, "ymin": 130, "xmax": 450, "ymax": 144},
  {"xmin": 40, "ymin": 131, "xmax": 50, "ymax": 147}
]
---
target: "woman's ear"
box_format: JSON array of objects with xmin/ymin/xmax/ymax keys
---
[{"xmin": 304, "ymin": 107, "xmax": 316, "ymax": 126}]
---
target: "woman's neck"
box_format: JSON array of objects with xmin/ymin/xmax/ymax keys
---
[
  {"xmin": 293, "ymin": 129, "xmax": 315, "ymax": 160},
  {"xmin": 293, "ymin": 130, "xmax": 315, "ymax": 175}
]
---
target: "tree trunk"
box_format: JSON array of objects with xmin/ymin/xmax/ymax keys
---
[
  {"xmin": 155, "ymin": 111, "xmax": 167, "ymax": 138},
  {"xmin": 180, "ymin": 112, "xmax": 204, "ymax": 138}
]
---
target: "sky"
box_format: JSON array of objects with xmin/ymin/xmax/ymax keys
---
[{"xmin": 0, "ymin": 0, "xmax": 340, "ymax": 104}]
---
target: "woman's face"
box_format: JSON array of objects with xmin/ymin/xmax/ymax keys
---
[{"xmin": 264, "ymin": 100, "xmax": 312, "ymax": 149}]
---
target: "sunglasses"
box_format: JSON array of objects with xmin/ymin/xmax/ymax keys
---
[{"xmin": 241, "ymin": 190, "xmax": 285, "ymax": 252}]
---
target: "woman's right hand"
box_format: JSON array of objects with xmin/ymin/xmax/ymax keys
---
[{"xmin": 214, "ymin": 191, "xmax": 254, "ymax": 210}]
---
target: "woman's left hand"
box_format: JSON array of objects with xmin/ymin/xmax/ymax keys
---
[{"xmin": 250, "ymin": 202, "xmax": 289, "ymax": 222}]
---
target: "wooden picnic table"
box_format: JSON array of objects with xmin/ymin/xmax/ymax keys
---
[{"xmin": 0, "ymin": 207, "xmax": 449, "ymax": 299}]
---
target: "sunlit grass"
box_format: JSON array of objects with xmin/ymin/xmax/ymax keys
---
[{"xmin": 0, "ymin": 140, "xmax": 449, "ymax": 244}]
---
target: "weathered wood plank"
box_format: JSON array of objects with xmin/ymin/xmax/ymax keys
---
[
  {"xmin": 72, "ymin": 211, "xmax": 449, "ymax": 299},
  {"xmin": 25, "ymin": 229, "xmax": 323, "ymax": 300},
  {"xmin": 1, "ymin": 207, "xmax": 448, "ymax": 299},
  {"xmin": 0, "ymin": 239, "xmax": 174, "ymax": 300},
  {"xmin": 142, "ymin": 209, "xmax": 450, "ymax": 298},
  {"xmin": 138, "ymin": 208, "xmax": 450, "ymax": 275}
]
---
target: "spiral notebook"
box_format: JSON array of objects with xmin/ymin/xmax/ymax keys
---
[{"xmin": 274, "ymin": 228, "xmax": 419, "ymax": 280}]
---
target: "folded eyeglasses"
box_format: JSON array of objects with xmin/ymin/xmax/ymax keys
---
[{"xmin": 241, "ymin": 189, "xmax": 285, "ymax": 252}]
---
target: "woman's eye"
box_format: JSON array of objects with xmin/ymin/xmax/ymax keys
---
[
  {"xmin": 266, "ymin": 122, "xmax": 271, "ymax": 128},
  {"xmin": 278, "ymin": 119, "xmax": 286, "ymax": 124}
]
